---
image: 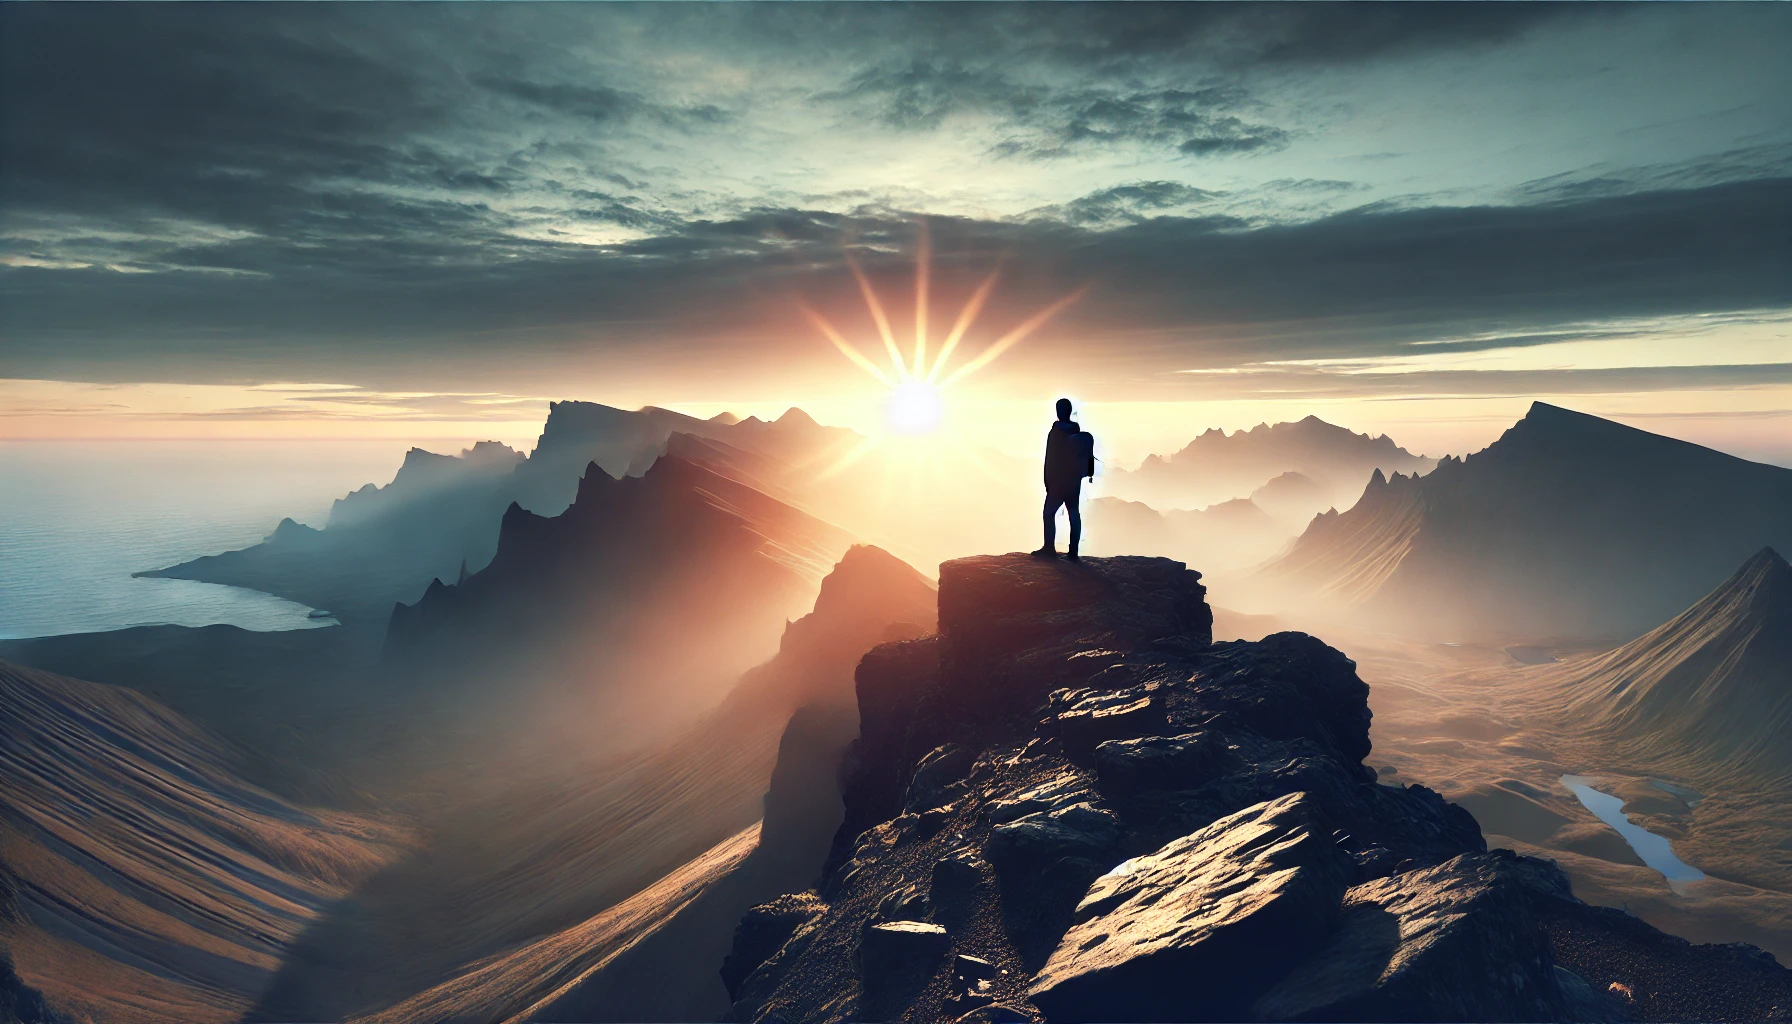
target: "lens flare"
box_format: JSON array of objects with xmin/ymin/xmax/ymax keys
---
[{"xmin": 805, "ymin": 223, "xmax": 1084, "ymax": 436}]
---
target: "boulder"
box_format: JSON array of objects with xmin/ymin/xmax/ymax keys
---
[
  {"xmin": 1027, "ymin": 792, "xmax": 1354, "ymax": 1022},
  {"xmin": 722, "ymin": 893, "xmax": 830, "ymax": 1001},
  {"xmin": 861, "ymin": 920, "xmax": 951, "ymax": 986},
  {"xmin": 1252, "ymin": 852, "xmax": 1574, "ymax": 1022},
  {"xmin": 931, "ymin": 849, "xmax": 987, "ymax": 923},
  {"xmin": 1094, "ymin": 731, "xmax": 1224, "ymax": 795},
  {"xmin": 872, "ymin": 883, "xmax": 932, "ymax": 924},
  {"xmin": 984, "ymin": 803, "xmax": 1121, "ymax": 873},
  {"xmin": 906, "ymin": 743, "xmax": 976, "ymax": 812}
]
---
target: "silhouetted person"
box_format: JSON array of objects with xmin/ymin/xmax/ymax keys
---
[{"xmin": 1033, "ymin": 397, "xmax": 1095, "ymax": 561}]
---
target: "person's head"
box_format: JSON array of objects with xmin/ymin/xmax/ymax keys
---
[{"xmin": 1055, "ymin": 397, "xmax": 1073, "ymax": 421}]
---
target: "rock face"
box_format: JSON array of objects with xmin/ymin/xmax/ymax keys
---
[
  {"xmin": 1029, "ymin": 793, "xmax": 1357, "ymax": 1023},
  {"xmin": 1254, "ymin": 851, "xmax": 1572, "ymax": 1023},
  {"xmin": 720, "ymin": 553, "xmax": 1791, "ymax": 1024}
]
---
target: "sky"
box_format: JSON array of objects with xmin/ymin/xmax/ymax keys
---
[{"xmin": 3, "ymin": 3, "xmax": 1790, "ymax": 465}]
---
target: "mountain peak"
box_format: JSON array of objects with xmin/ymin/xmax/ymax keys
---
[{"xmin": 776, "ymin": 407, "xmax": 817, "ymax": 427}]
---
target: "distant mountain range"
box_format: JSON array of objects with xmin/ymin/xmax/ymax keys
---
[
  {"xmin": 1106, "ymin": 415, "xmax": 1435, "ymax": 514},
  {"xmin": 1084, "ymin": 495, "xmax": 1288, "ymax": 573},
  {"xmin": 381, "ymin": 453, "xmax": 857, "ymax": 751},
  {"xmin": 1545, "ymin": 547, "xmax": 1792, "ymax": 785},
  {"xmin": 1255, "ymin": 403, "xmax": 1792, "ymax": 640},
  {"xmin": 140, "ymin": 402, "xmax": 857, "ymax": 621}
]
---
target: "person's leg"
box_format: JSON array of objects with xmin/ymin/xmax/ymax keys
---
[
  {"xmin": 1035, "ymin": 493, "xmax": 1064, "ymax": 555},
  {"xmin": 1066, "ymin": 482, "xmax": 1083, "ymax": 560}
]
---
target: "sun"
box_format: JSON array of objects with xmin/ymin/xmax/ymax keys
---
[
  {"xmin": 799, "ymin": 221, "xmax": 1086, "ymax": 444},
  {"xmin": 885, "ymin": 379, "xmax": 943, "ymax": 435}
]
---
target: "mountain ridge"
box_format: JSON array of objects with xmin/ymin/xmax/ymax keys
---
[
  {"xmin": 1255, "ymin": 402, "xmax": 1792, "ymax": 638},
  {"xmin": 1107, "ymin": 414, "xmax": 1435, "ymax": 514}
]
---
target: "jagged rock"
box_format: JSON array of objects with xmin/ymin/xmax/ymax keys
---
[
  {"xmin": 861, "ymin": 920, "xmax": 951, "ymax": 992},
  {"xmin": 722, "ymin": 893, "xmax": 830, "ymax": 1001},
  {"xmin": 1252, "ymin": 852, "xmax": 1575, "ymax": 1022},
  {"xmin": 907, "ymin": 743, "xmax": 976, "ymax": 812},
  {"xmin": 984, "ymin": 803, "xmax": 1121, "ymax": 873},
  {"xmin": 1094, "ymin": 731, "xmax": 1224, "ymax": 795},
  {"xmin": 1055, "ymin": 693, "xmax": 1164, "ymax": 759},
  {"xmin": 931, "ymin": 849, "xmax": 987, "ymax": 923},
  {"xmin": 1028, "ymin": 793, "xmax": 1355, "ymax": 1023},
  {"xmin": 987, "ymin": 772, "xmax": 1095, "ymax": 824},
  {"xmin": 873, "ymin": 883, "xmax": 932, "ymax": 923}
]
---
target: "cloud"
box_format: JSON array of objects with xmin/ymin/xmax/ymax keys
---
[
  {"xmin": 1, "ymin": 1, "xmax": 1784, "ymax": 401},
  {"xmin": 5, "ymin": 175, "xmax": 1789, "ymax": 391}
]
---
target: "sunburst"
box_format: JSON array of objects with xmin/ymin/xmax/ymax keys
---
[{"xmin": 800, "ymin": 223, "xmax": 1086, "ymax": 456}]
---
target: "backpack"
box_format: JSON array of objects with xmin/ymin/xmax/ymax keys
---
[{"xmin": 1075, "ymin": 430, "xmax": 1095, "ymax": 478}]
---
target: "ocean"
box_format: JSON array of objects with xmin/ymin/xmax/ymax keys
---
[{"xmin": 0, "ymin": 440, "xmax": 422, "ymax": 639}]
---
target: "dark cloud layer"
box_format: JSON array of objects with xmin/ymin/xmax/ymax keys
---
[{"xmin": 1, "ymin": 2, "xmax": 1786, "ymax": 395}]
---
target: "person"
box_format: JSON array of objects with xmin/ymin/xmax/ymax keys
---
[{"xmin": 1032, "ymin": 397, "xmax": 1094, "ymax": 561}]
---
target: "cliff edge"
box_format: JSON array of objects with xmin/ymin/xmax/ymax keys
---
[{"xmin": 722, "ymin": 554, "xmax": 1791, "ymax": 1023}]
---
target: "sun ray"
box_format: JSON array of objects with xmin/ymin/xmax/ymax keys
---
[
  {"xmin": 942, "ymin": 435, "xmax": 1004, "ymax": 485},
  {"xmin": 800, "ymin": 302, "xmax": 893, "ymax": 387},
  {"xmin": 925, "ymin": 267, "xmax": 1001, "ymax": 385},
  {"xmin": 846, "ymin": 252, "xmax": 910, "ymax": 381},
  {"xmin": 938, "ymin": 285, "xmax": 1089, "ymax": 391},
  {"xmin": 816, "ymin": 432, "xmax": 886, "ymax": 481},
  {"xmin": 913, "ymin": 222, "xmax": 930, "ymax": 380}
]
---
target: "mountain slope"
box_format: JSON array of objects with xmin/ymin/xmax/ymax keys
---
[
  {"xmin": 1108, "ymin": 415, "xmax": 1434, "ymax": 511},
  {"xmin": 245, "ymin": 545, "xmax": 936, "ymax": 1024},
  {"xmin": 0, "ymin": 660, "xmax": 405, "ymax": 1024},
  {"xmin": 1546, "ymin": 547, "xmax": 1792, "ymax": 783},
  {"xmin": 1257, "ymin": 403, "xmax": 1792, "ymax": 639}
]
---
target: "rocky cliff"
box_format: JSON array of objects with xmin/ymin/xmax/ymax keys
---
[{"xmin": 723, "ymin": 554, "xmax": 1791, "ymax": 1023}]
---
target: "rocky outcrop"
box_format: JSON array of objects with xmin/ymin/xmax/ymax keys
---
[
  {"xmin": 1029, "ymin": 793, "xmax": 1356, "ymax": 1023},
  {"xmin": 722, "ymin": 553, "xmax": 1792, "ymax": 1024},
  {"xmin": 1254, "ymin": 851, "xmax": 1573, "ymax": 1022}
]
